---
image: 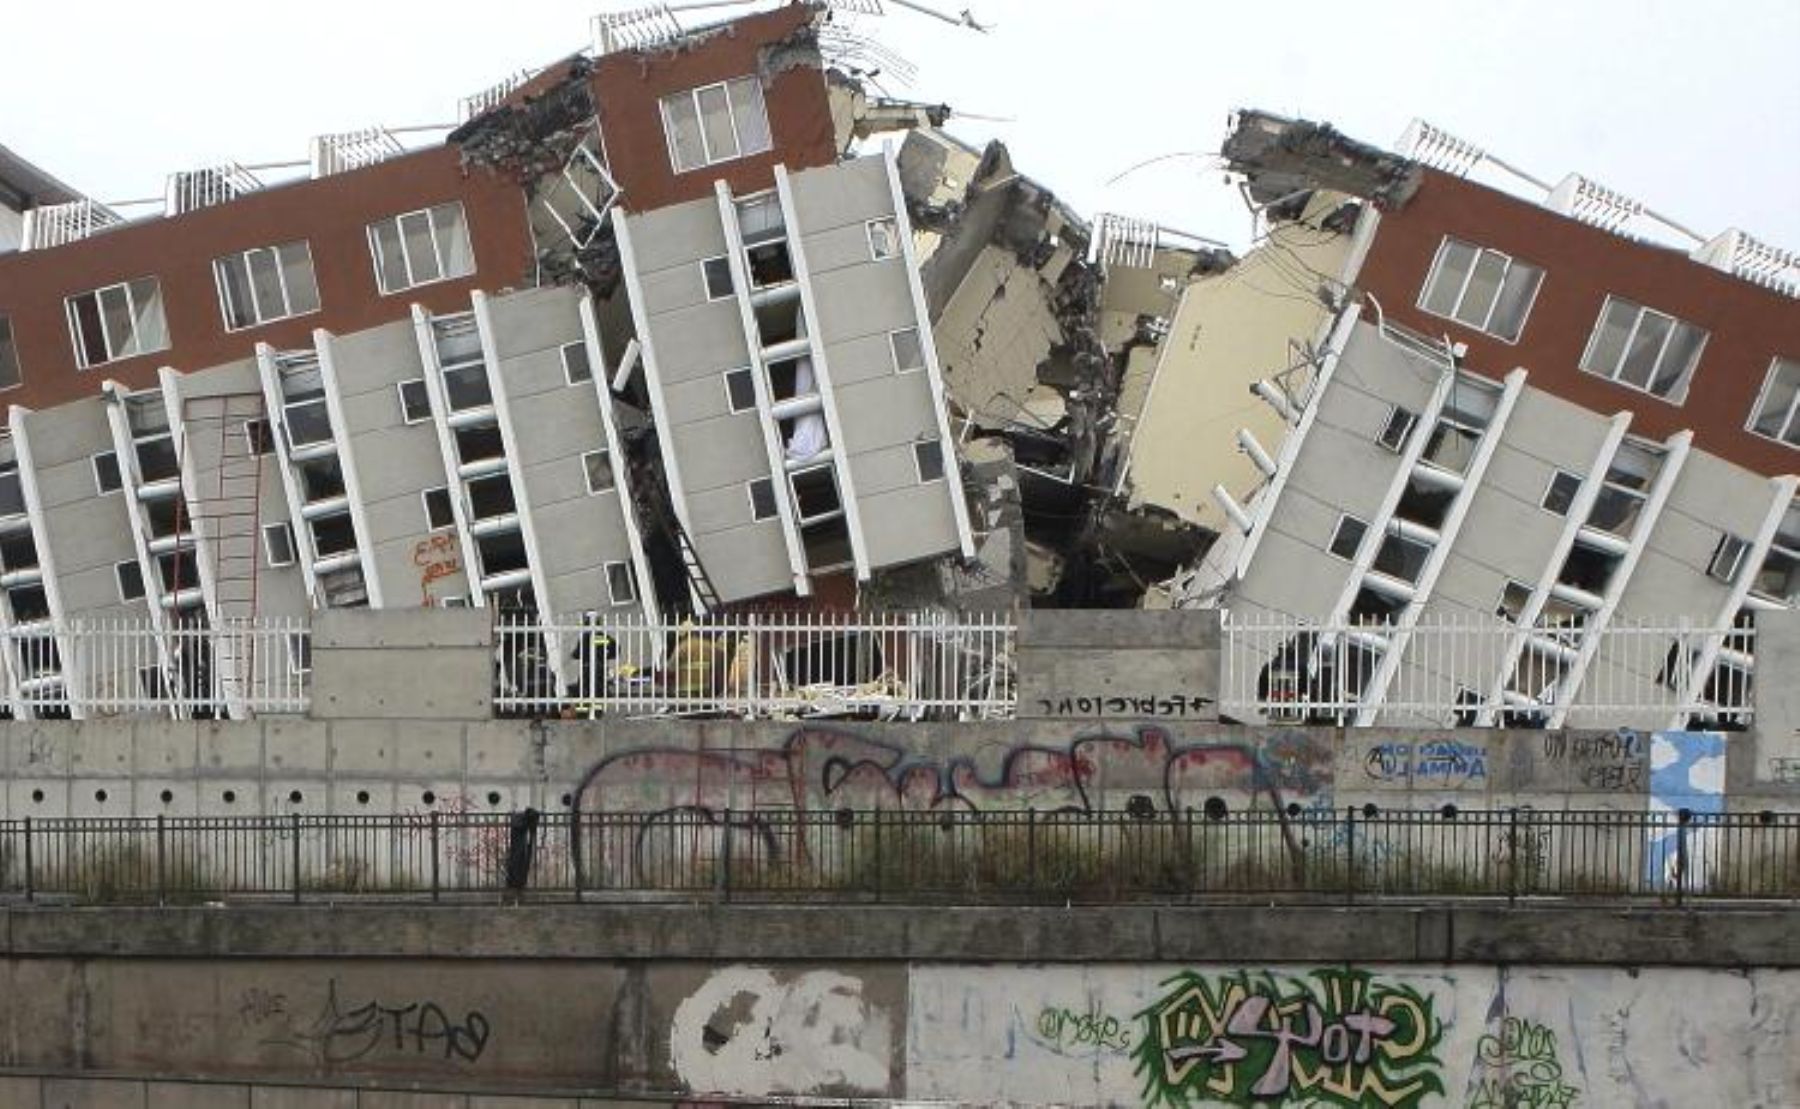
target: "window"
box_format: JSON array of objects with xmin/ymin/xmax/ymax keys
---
[
  {"xmin": 213, "ymin": 241, "xmax": 320, "ymax": 330},
  {"xmin": 288, "ymin": 633, "xmax": 312, "ymax": 676},
  {"xmin": 890, "ymin": 327, "xmax": 925, "ymax": 373},
  {"xmin": 702, "ymin": 256, "xmax": 735, "ymax": 300},
  {"xmin": 582, "ymin": 449, "xmax": 615, "ymax": 495},
  {"xmin": 244, "ymin": 419, "xmax": 275, "ymax": 456},
  {"xmin": 748, "ymin": 477, "xmax": 778, "ymax": 521},
  {"xmin": 1417, "ymin": 237, "xmax": 1543, "ymax": 341},
  {"xmin": 1579, "ymin": 296, "xmax": 1708, "ymax": 402},
  {"xmin": 1372, "ymin": 532, "xmax": 1432, "ymax": 583},
  {"xmin": 660, "ymin": 76, "xmax": 773, "ymax": 174},
  {"xmin": 1748, "ymin": 356, "xmax": 1800, "ymax": 449},
  {"xmin": 914, "ymin": 439, "xmax": 946, "ymax": 483},
  {"xmin": 867, "ymin": 218, "xmax": 900, "ymax": 261},
  {"xmin": 724, "ymin": 367, "xmax": 757, "ymax": 413},
  {"xmin": 605, "ymin": 560, "xmax": 637, "ymax": 605},
  {"xmin": 1708, "ymin": 533, "xmax": 1750, "ymax": 585},
  {"xmin": 1496, "ymin": 580, "xmax": 1533, "ymax": 622},
  {"xmin": 1328, "ymin": 515, "xmax": 1367, "ymax": 560},
  {"xmin": 115, "ymin": 560, "xmax": 145, "ymax": 602},
  {"xmin": 367, "ymin": 202, "xmax": 475, "ymax": 294},
  {"xmin": 398, "ymin": 379, "xmax": 432, "ymax": 425},
  {"xmin": 65, "ymin": 278, "xmax": 169, "ymax": 368},
  {"xmin": 261, "ymin": 523, "xmax": 296, "ymax": 568},
  {"xmin": 0, "ymin": 316, "xmax": 20, "ymax": 391},
  {"xmin": 423, "ymin": 487, "xmax": 455, "ymax": 531},
  {"xmin": 1376, "ymin": 407, "xmax": 1416, "ymax": 452},
  {"xmin": 92, "ymin": 452, "xmax": 122, "ymax": 495},
  {"xmin": 1541, "ymin": 471, "xmax": 1581, "ymax": 516},
  {"xmin": 561, "ymin": 341, "xmax": 592, "ymax": 385}
]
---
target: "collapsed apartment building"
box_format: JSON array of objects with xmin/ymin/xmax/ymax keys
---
[{"xmin": 1135, "ymin": 111, "xmax": 1800, "ymax": 727}]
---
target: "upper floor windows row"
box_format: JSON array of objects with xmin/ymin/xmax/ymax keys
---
[
  {"xmin": 1419, "ymin": 237, "xmax": 1543, "ymax": 343},
  {"xmin": 659, "ymin": 76, "xmax": 773, "ymax": 175},
  {"xmin": 1578, "ymin": 295, "xmax": 1708, "ymax": 404}
]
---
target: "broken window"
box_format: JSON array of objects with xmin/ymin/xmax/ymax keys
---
[
  {"xmin": 309, "ymin": 513, "xmax": 358, "ymax": 557},
  {"xmin": 724, "ymin": 367, "xmax": 757, "ymax": 412},
  {"xmin": 561, "ymin": 341, "xmax": 592, "ymax": 385},
  {"xmin": 1541, "ymin": 471, "xmax": 1581, "ymax": 516},
  {"xmin": 745, "ymin": 241, "xmax": 794, "ymax": 288},
  {"xmin": 1496, "ymin": 580, "xmax": 1533, "ymax": 623},
  {"xmin": 297, "ymin": 456, "xmax": 346, "ymax": 503},
  {"xmin": 0, "ymin": 532, "xmax": 37, "ymax": 574},
  {"xmin": 702, "ymin": 256, "xmax": 735, "ymax": 300},
  {"xmin": 790, "ymin": 466, "xmax": 841, "ymax": 524},
  {"xmin": 1707, "ymin": 533, "xmax": 1750, "ymax": 585},
  {"xmin": 765, "ymin": 357, "xmax": 813, "ymax": 404},
  {"xmin": 1580, "ymin": 296, "xmax": 1707, "ymax": 402},
  {"xmin": 455, "ymin": 424, "xmax": 505, "ymax": 467},
  {"xmin": 284, "ymin": 398, "xmax": 333, "ymax": 449},
  {"xmin": 214, "ymin": 241, "xmax": 320, "ymax": 331},
  {"xmin": 1751, "ymin": 502, "xmax": 1799, "ymax": 605},
  {"xmin": 115, "ymin": 559, "xmax": 146, "ymax": 602},
  {"xmin": 1375, "ymin": 406, "xmax": 1416, "ymax": 453},
  {"xmin": 0, "ymin": 317, "xmax": 20, "ymax": 391},
  {"xmin": 244, "ymin": 419, "xmax": 275, "ymax": 457},
  {"xmin": 1327, "ymin": 515, "xmax": 1367, "ymax": 560},
  {"xmin": 582, "ymin": 449, "xmax": 615, "ymax": 495},
  {"xmin": 65, "ymin": 278, "xmax": 168, "ymax": 369},
  {"xmin": 659, "ymin": 76, "xmax": 772, "ymax": 174},
  {"xmin": 466, "ymin": 475, "xmax": 516, "ymax": 521},
  {"xmin": 475, "ymin": 530, "xmax": 528, "ymax": 577},
  {"xmin": 262, "ymin": 523, "xmax": 296, "ymax": 568},
  {"xmin": 397, "ymin": 379, "xmax": 432, "ymax": 424},
  {"xmin": 156, "ymin": 548, "xmax": 200, "ymax": 592},
  {"xmin": 914, "ymin": 440, "xmax": 945, "ymax": 483},
  {"xmin": 1748, "ymin": 356, "xmax": 1800, "ymax": 448},
  {"xmin": 92, "ymin": 452, "xmax": 122, "ymax": 495},
  {"xmin": 1418, "ymin": 237, "xmax": 1543, "ymax": 341},
  {"xmin": 423, "ymin": 487, "xmax": 455, "ymax": 531},
  {"xmin": 890, "ymin": 327, "xmax": 925, "ymax": 373},
  {"xmin": 605, "ymin": 561, "xmax": 637, "ymax": 606},
  {"xmin": 1393, "ymin": 476, "xmax": 1454, "ymax": 530},
  {"xmin": 747, "ymin": 477, "xmax": 777, "ymax": 521},
  {"xmin": 1585, "ymin": 440, "xmax": 1660, "ymax": 537},
  {"xmin": 867, "ymin": 218, "xmax": 900, "ymax": 261},
  {"xmin": 1372, "ymin": 532, "xmax": 1432, "ymax": 583},
  {"xmin": 8, "ymin": 583, "xmax": 49, "ymax": 623},
  {"xmin": 368, "ymin": 203, "xmax": 474, "ymax": 294},
  {"xmin": 143, "ymin": 499, "xmax": 187, "ymax": 541},
  {"xmin": 441, "ymin": 363, "xmax": 493, "ymax": 412},
  {"xmin": 801, "ymin": 516, "xmax": 853, "ymax": 571},
  {"xmin": 1556, "ymin": 543, "xmax": 1618, "ymax": 596},
  {"xmin": 134, "ymin": 434, "xmax": 179, "ymax": 485}
]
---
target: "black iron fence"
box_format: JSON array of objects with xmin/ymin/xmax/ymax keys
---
[{"xmin": 0, "ymin": 808, "xmax": 1796, "ymax": 905}]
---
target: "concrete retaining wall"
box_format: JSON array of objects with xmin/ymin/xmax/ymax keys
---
[{"xmin": 0, "ymin": 911, "xmax": 1792, "ymax": 1107}]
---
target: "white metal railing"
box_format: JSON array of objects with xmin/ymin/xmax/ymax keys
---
[
  {"xmin": 19, "ymin": 199, "xmax": 123, "ymax": 250},
  {"xmin": 310, "ymin": 128, "xmax": 408, "ymax": 178},
  {"xmin": 459, "ymin": 70, "xmax": 537, "ymax": 122},
  {"xmin": 495, "ymin": 610, "xmax": 1016, "ymax": 720},
  {"xmin": 1220, "ymin": 610, "xmax": 1757, "ymax": 729},
  {"xmin": 8, "ymin": 618, "xmax": 310, "ymax": 719},
  {"xmin": 165, "ymin": 163, "xmax": 262, "ymax": 216}
]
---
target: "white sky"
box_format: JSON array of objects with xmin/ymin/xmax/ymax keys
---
[{"xmin": 4, "ymin": 0, "xmax": 1798, "ymax": 253}]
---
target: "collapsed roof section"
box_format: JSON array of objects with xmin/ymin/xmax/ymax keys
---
[{"xmin": 1223, "ymin": 109, "xmax": 1423, "ymax": 211}]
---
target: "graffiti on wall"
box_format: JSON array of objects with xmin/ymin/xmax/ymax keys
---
[
  {"xmin": 413, "ymin": 532, "xmax": 461, "ymax": 605},
  {"xmin": 1542, "ymin": 732, "xmax": 1646, "ymax": 793},
  {"xmin": 669, "ymin": 966, "xmax": 892, "ymax": 1098},
  {"xmin": 1645, "ymin": 731, "xmax": 1726, "ymax": 889},
  {"xmin": 1034, "ymin": 1004, "xmax": 1134, "ymax": 1055},
  {"xmin": 1131, "ymin": 968, "xmax": 1444, "ymax": 1108},
  {"xmin": 253, "ymin": 978, "xmax": 491, "ymax": 1067},
  {"xmin": 1464, "ymin": 1016, "xmax": 1580, "ymax": 1108},
  {"xmin": 1363, "ymin": 740, "xmax": 1488, "ymax": 786}
]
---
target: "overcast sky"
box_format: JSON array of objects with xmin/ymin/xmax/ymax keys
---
[{"xmin": 5, "ymin": 0, "xmax": 1797, "ymax": 253}]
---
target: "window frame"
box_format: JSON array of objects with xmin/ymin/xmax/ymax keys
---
[
  {"xmin": 702, "ymin": 255, "xmax": 735, "ymax": 301},
  {"xmin": 866, "ymin": 218, "xmax": 900, "ymax": 262},
  {"xmin": 0, "ymin": 315, "xmax": 21, "ymax": 392},
  {"xmin": 582, "ymin": 449, "xmax": 616, "ymax": 495},
  {"xmin": 244, "ymin": 418, "xmax": 275, "ymax": 457},
  {"xmin": 212, "ymin": 240, "xmax": 321, "ymax": 332},
  {"xmin": 1541, "ymin": 470, "xmax": 1582, "ymax": 516},
  {"xmin": 889, "ymin": 327, "xmax": 925, "ymax": 374},
  {"xmin": 1416, "ymin": 236, "xmax": 1544, "ymax": 343},
  {"xmin": 1578, "ymin": 295, "xmax": 1709, "ymax": 405},
  {"xmin": 747, "ymin": 477, "xmax": 778, "ymax": 522},
  {"xmin": 913, "ymin": 439, "xmax": 946, "ymax": 483},
  {"xmin": 1375, "ymin": 406, "xmax": 1417, "ymax": 453},
  {"xmin": 397, "ymin": 379, "xmax": 432, "ymax": 425},
  {"xmin": 1707, "ymin": 533, "xmax": 1750, "ymax": 585},
  {"xmin": 262, "ymin": 522, "xmax": 297, "ymax": 568},
  {"xmin": 114, "ymin": 559, "xmax": 146, "ymax": 603},
  {"xmin": 65, "ymin": 276, "xmax": 169, "ymax": 369},
  {"xmin": 422, "ymin": 486, "xmax": 455, "ymax": 531},
  {"xmin": 366, "ymin": 202, "xmax": 475, "ymax": 296},
  {"xmin": 604, "ymin": 560, "xmax": 637, "ymax": 606},
  {"xmin": 92, "ymin": 451, "xmax": 122, "ymax": 495},
  {"xmin": 659, "ymin": 76, "xmax": 774, "ymax": 175},
  {"xmin": 1327, "ymin": 515, "xmax": 1368, "ymax": 561},
  {"xmin": 560, "ymin": 340, "xmax": 593, "ymax": 386},
  {"xmin": 723, "ymin": 366, "xmax": 757, "ymax": 414},
  {"xmin": 1746, "ymin": 356, "xmax": 1800, "ymax": 450}
]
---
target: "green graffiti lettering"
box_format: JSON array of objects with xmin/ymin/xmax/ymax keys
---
[{"xmin": 1132, "ymin": 968, "xmax": 1445, "ymax": 1108}]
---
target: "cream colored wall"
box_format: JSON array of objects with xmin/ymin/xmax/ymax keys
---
[{"xmin": 1122, "ymin": 208, "xmax": 1352, "ymax": 532}]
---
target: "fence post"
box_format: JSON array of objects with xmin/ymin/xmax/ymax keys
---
[
  {"xmin": 430, "ymin": 811, "xmax": 441, "ymax": 903},
  {"xmin": 1675, "ymin": 810, "xmax": 1689, "ymax": 907},
  {"xmin": 156, "ymin": 814, "xmax": 167, "ymax": 906},
  {"xmin": 720, "ymin": 807, "xmax": 733, "ymax": 903},
  {"xmin": 1027, "ymin": 808, "xmax": 1038, "ymax": 896},
  {"xmin": 23, "ymin": 817, "xmax": 32, "ymax": 903},
  {"xmin": 872, "ymin": 811, "xmax": 883, "ymax": 903},
  {"xmin": 1507, "ymin": 807, "xmax": 1519, "ymax": 905},
  {"xmin": 290, "ymin": 813, "xmax": 302, "ymax": 904},
  {"xmin": 1188, "ymin": 807, "xmax": 1199, "ymax": 904},
  {"xmin": 1344, "ymin": 806, "xmax": 1356, "ymax": 904},
  {"xmin": 572, "ymin": 811, "xmax": 584, "ymax": 904}
]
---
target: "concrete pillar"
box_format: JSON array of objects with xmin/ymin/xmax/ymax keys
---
[{"xmin": 1015, "ymin": 609, "xmax": 1220, "ymax": 723}]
